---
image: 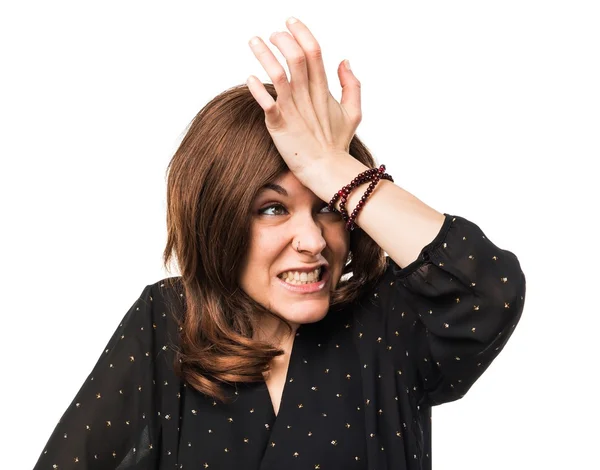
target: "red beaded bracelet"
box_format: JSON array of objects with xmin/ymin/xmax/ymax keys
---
[{"xmin": 327, "ymin": 164, "xmax": 394, "ymax": 231}]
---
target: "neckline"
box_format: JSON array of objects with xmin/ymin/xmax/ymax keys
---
[{"xmin": 264, "ymin": 323, "xmax": 303, "ymax": 421}]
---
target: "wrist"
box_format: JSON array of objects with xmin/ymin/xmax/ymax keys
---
[{"xmin": 298, "ymin": 151, "xmax": 370, "ymax": 204}]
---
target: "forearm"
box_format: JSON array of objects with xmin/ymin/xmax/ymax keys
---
[{"xmin": 302, "ymin": 152, "xmax": 446, "ymax": 269}]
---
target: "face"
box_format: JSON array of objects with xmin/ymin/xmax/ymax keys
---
[{"xmin": 239, "ymin": 171, "xmax": 350, "ymax": 331}]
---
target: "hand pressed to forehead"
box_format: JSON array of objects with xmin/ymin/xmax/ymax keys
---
[{"xmin": 246, "ymin": 17, "xmax": 361, "ymax": 188}]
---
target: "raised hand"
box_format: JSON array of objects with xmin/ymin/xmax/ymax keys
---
[{"xmin": 247, "ymin": 17, "xmax": 362, "ymax": 185}]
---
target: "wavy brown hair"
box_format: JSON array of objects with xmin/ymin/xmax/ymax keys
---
[{"xmin": 162, "ymin": 83, "xmax": 388, "ymax": 402}]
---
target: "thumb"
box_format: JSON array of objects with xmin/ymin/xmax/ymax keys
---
[{"xmin": 338, "ymin": 60, "xmax": 362, "ymax": 123}]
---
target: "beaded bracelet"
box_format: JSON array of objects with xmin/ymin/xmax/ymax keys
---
[{"xmin": 327, "ymin": 164, "xmax": 394, "ymax": 231}]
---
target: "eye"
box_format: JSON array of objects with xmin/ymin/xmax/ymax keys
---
[
  {"xmin": 258, "ymin": 203, "xmax": 337, "ymax": 216},
  {"xmin": 258, "ymin": 203, "xmax": 288, "ymax": 216},
  {"xmin": 319, "ymin": 203, "xmax": 335, "ymax": 214}
]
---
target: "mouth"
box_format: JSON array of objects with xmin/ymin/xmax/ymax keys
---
[
  {"xmin": 276, "ymin": 265, "xmax": 330, "ymax": 293},
  {"xmin": 277, "ymin": 265, "xmax": 326, "ymax": 285}
]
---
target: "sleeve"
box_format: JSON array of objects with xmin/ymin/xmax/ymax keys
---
[
  {"xmin": 33, "ymin": 284, "xmax": 162, "ymax": 470},
  {"xmin": 384, "ymin": 213, "xmax": 526, "ymax": 407}
]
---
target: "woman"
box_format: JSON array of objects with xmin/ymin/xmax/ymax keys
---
[{"xmin": 34, "ymin": 17, "xmax": 526, "ymax": 470}]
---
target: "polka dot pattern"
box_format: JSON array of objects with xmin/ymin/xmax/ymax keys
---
[{"xmin": 33, "ymin": 214, "xmax": 526, "ymax": 469}]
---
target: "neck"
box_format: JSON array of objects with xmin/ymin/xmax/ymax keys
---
[{"xmin": 253, "ymin": 314, "xmax": 299, "ymax": 353}]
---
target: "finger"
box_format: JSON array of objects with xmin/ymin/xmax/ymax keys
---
[
  {"xmin": 268, "ymin": 31, "xmax": 323, "ymax": 134},
  {"xmin": 246, "ymin": 75, "xmax": 284, "ymax": 129},
  {"xmin": 285, "ymin": 17, "xmax": 328, "ymax": 91},
  {"xmin": 248, "ymin": 36, "xmax": 292, "ymax": 108},
  {"xmin": 283, "ymin": 18, "xmax": 332, "ymax": 141},
  {"xmin": 268, "ymin": 32, "xmax": 309, "ymax": 99},
  {"xmin": 337, "ymin": 59, "xmax": 362, "ymax": 124}
]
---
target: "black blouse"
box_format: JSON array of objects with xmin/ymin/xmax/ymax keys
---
[{"xmin": 33, "ymin": 214, "xmax": 526, "ymax": 470}]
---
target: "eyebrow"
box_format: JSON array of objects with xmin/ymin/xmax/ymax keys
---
[{"xmin": 259, "ymin": 183, "xmax": 288, "ymax": 197}]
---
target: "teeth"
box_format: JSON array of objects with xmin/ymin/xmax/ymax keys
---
[{"xmin": 279, "ymin": 267, "xmax": 323, "ymax": 284}]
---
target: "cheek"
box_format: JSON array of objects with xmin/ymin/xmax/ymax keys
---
[
  {"xmin": 324, "ymin": 225, "xmax": 350, "ymax": 256},
  {"xmin": 242, "ymin": 230, "xmax": 283, "ymax": 281}
]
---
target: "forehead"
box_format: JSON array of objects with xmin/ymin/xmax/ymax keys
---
[{"xmin": 259, "ymin": 172, "xmax": 315, "ymax": 198}]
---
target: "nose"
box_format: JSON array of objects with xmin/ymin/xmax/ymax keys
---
[{"xmin": 294, "ymin": 217, "xmax": 327, "ymax": 256}]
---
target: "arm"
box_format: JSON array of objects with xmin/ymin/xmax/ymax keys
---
[
  {"xmin": 33, "ymin": 285, "xmax": 162, "ymax": 470},
  {"xmin": 378, "ymin": 214, "xmax": 526, "ymax": 406},
  {"xmin": 300, "ymin": 150, "xmax": 446, "ymax": 269}
]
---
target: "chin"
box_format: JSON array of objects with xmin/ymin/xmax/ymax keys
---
[{"xmin": 276, "ymin": 301, "xmax": 330, "ymax": 326}]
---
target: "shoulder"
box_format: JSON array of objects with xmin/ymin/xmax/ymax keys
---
[
  {"xmin": 147, "ymin": 276, "xmax": 185, "ymax": 305},
  {"xmin": 121, "ymin": 276, "xmax": 184, "ymax": 346}
]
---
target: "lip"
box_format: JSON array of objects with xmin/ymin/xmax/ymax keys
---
[{"xmin": 276, "ymin": 266, "xmax": 330, "ymax": 294}]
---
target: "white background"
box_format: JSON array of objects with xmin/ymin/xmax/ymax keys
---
[{"xmin": 1, "ymin": 1, "xmax": 598, "ymax": 468}]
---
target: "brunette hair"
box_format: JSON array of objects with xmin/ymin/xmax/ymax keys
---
[{"xmin": 162, "ymin": 83, "xmax": 387, "ymax": 402}]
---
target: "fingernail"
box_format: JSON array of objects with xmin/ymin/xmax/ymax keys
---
[
  {"xmin": 344, "ymin": 59, "xmax": 351, "ymax": 71},
  {"xmin": 287, "ymin": 16, "xmax": 298, "ymax": 24},
  {"xmin": 249, "ymin": 37, "xmax": 260, "ymax": 45}
]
